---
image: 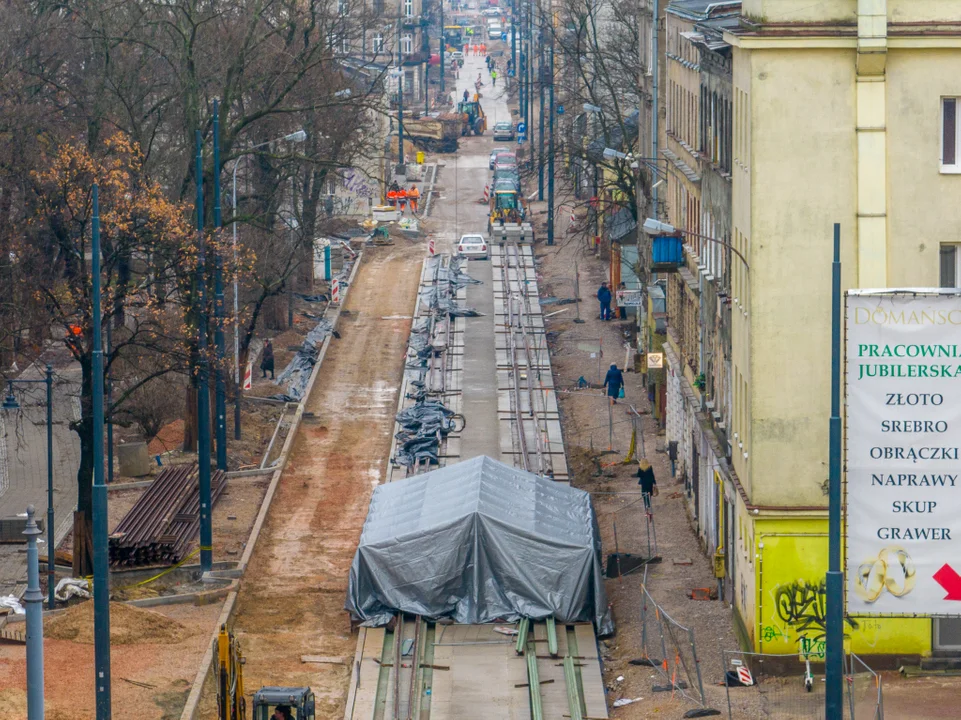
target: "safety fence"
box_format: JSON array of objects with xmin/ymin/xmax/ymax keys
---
[
  {"xmin": 636, "ymin": 580, "xmax": 716, "ymax": 713},
  {"xmin": 722, "ymin": 650, "xmax": 883, "ymax": 719}
]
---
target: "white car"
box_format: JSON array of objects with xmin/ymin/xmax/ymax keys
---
[
  {"xmin": 457, "ymin": 234, "xmax": 489, "ymax": 260},
  {"xmin": 488, "ymin": 24, "xmax": 502, "ymax": 39},
  {"xmin": 482, "ymin": 7, "xmax": 501, "ymax": 16}
]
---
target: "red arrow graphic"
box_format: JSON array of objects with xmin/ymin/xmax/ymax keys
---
[{"xmin": 933, "ymin": 564, "xmax": 961, "ymax": 600}]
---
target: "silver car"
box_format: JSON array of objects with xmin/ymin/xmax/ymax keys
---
[
  {"xmin": 489, "ymin": 147, "xmax": 509, "ymax": 169},
  {"xmin": 492, "ymin": 121, "xmax": 514, "ymax": 141},
  {"xmin": 456, "ymin": 234, "xmax": 489, "ymax": 260}
]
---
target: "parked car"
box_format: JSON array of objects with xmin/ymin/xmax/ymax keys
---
[
  {"xmin": 448, "ymin": 50, "xmax": 464, "ymax": 66},
  {"xmin": 482, "ymin": 7, "xmax": 501, "ymax": 16},
  {"xmin": 493, "ymin": 150, "xmax": 517, "ymax": 165},
  {"xmin": 492, "ymin": 121, "xmax": 514, "ymax": 141},
  {"xmin": 489, "ymin": 147, "xmax": 509, "ymax": 169},
  {"xmin": 492, "ymin": 167, "xmax": 521, "ymax": 191},
  {"xmin": 488, "ymin": 24, "xmax": 502, "ymax": 39},
  {"xmin": 456, "ymin": 234, "xmax": 489, "ymax": 260}
]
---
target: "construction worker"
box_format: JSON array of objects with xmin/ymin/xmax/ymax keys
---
[
  {"xmin": 480, "ymin": 43, "xmax": 487, "ymax": 55},
  {"xmin": 491, "ymin": 69, "xmax": 497, "ymax": 87},
  {"xmin": 408, "ymin": 184, "xmax": 420, "ymax": 213},
  {"xmin": 386, "ymin": 180, "xmax": 400, "ymax": 207},
  {"xmin": 396, "ymin": 185, "xmax": 408, "ymax": 213}
]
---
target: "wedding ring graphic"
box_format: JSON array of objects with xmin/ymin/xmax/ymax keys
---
[{"xmin": 854, "ymin": 546, "xmax": 917, "ymax": 603}]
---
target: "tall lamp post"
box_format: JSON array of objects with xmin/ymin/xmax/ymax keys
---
[
  {"xmin": 229, "ymin": 129, "xmax": 307, "ymax": 439},
  {"xmin": 2, "ymin": 366, "xmax": 55, "ymax": 609},
  {"xmin": 195, "ymin": 130, "xmax": 213, "ymax": 575}
]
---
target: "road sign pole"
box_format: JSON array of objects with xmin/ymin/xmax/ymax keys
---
[{"xmin": 826, "ymin": 222, "xmax": 844, "ymax": 718}]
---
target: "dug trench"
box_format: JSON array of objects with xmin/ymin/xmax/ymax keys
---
[{"xmin": 195, "ymin": 243, "xmax": 423, "ymax": 718}]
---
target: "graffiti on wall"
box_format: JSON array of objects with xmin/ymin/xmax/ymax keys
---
[
  {"xmin": 769, "ymin": 579, "xmax": 859, "ymax": 658},
  {"xmin": 342, "ymin": 169, "xmax": 375, "ymax": 199}
]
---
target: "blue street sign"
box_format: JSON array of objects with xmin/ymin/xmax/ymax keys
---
[
  {"xmin": 517, "ymin": 122, "xmax": 526, "ymax": 135},
  {"xmin": 557, "ymin": 105, "xmax": 564, "ymax": 115},
  {"xmin": 501, "ymin": 33, "xmax": 507, "ymax": 41}
]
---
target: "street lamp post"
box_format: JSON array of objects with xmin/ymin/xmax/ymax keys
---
[
  {"xmin": 229, "ymin": 130, "xmax": 307, "ymax": 440},
  {"xmin": 2, "ymin": 367, "xmax": 56, "ymax": 610}
]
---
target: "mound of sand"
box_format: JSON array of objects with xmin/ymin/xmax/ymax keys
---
[{"xmin": 44, "ymin": 601, "xmax": 190, "ymax": 645}]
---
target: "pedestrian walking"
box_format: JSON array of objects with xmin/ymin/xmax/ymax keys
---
[
  {"xmin": 617, "ymin": 282, "xmax": 628, "ymax": 319},
  {"xmin": 397, "ymin": 186, "xmax": 408, "ymax": 213},
  {"xmin": 603, "ymin": 363, "xmax": 624, "ymax": 405},
  {"xmin": 636, "ymin": 459, "xmax": 658, "ymax": 514},
  {"xmin": 408, "ymin": 183, "xmax": 420, "ymax": 213},
  {"xmin": 597, "ymin": 282, "xmax": 612, "ymax": 320},
  {"xmin": 463, "ymin": 89, "xmax": 469, "ymax": 102},
  {"xmin": 260, "ymin": 339, "xmax": 275, "ymax": 380},
  {"xmin": 491, "ymin": 70, "xmax": 497, "ymax": 86}
]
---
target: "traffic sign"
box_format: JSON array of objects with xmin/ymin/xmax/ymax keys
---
[
  {"xmin": 736, "ymin": 666, "xmax": 754, "ymax": 686},
  {"xmin": 517, "ymin": 121, "xmax": 526, "ymax": 135},
  {"xmin": 557, "ymin": 105, "xmax": 565, "ymax": 114}
]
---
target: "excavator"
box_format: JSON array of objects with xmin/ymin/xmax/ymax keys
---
[
  {"xmin": 216, "ymin": 625, "xmax": 317, "ymax": 719},
  {"xmin": 456, "ymin": 99, "xmax": 486, "ymax": 135}
]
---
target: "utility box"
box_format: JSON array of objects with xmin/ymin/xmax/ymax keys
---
[{"xmin": 117, "ymin": 441, "xmax": 152, "ymax": 477}]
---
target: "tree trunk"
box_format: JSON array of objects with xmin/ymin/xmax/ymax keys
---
[
  {"xmin": 183, "ymin": 386, "xmax": 198, "ymax": 451},
  {"xmin": 71, "ymin": 361, "xmax": 95, "ymax": 576},
  {"xmin": 263, "ymin": 293, "xmax": 287, "ymax": 331}
]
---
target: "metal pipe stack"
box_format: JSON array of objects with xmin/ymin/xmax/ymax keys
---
[{"xmin": 108, "ymin": 464, "xmax": 227, "ymax": 566}]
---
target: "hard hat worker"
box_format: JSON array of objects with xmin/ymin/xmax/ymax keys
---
[{"xmin": 408, "ymin": 184, "xmax": 420, "ymax": 213}]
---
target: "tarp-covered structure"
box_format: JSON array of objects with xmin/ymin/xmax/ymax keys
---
[{"xmin": 345, "ymin": 456, "xmax": 614, "ymax": 635}]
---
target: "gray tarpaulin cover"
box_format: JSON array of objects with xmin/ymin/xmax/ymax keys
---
[{"xmin": 345, "ymin": 456, "xmax": 614, "ymax": 635}]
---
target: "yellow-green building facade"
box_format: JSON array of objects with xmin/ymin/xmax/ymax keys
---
[{"xmin": 723, "ymin": 0, "xmax": 961, "ymax": 662}]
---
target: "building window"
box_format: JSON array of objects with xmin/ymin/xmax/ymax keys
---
[
  {"xmin": 372, "ymin": 33, "xmax": 384, "ymax": 53},
  {"xmin": 941, "ymin": 245, "xmax": 961, "ymax": 288},
  {"xmin": 404, "ymin": 0, "xmax": 414, "ymax": 16},
  {"xmin": 402, "ymin": 34, "xmax": 412, "ymax": 54},
  {"xmin": 341, "ymin": 37, "xmax": 350, "ymax": 55},
  {"xmin": 943, "ymin": 98, "xmax": 959, "ymax": 171},
  {"xmin": 338, "ymin": 0, "xmax": 347, "ymax": 14}
]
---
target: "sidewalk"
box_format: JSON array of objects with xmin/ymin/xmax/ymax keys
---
[
  {"xmin": 534, "ymin": 217, "xmax": 752, "ymax": 715},
  {"xmin": 0, "ymin": 347, "xmax": 81, "ymax": 598}
]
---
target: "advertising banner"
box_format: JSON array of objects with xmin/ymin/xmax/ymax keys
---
[{"xmin": 846, "ymin": 291, "xmax": 961, "ymax": 615}]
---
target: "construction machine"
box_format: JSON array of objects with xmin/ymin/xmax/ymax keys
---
[
  {"xmin": 401, "ymin": 114, "xmax": 464, "ymax": 153},
  {"xmin": 488, "ymin": 187, "xmax": 534, "ymax": 242},
  {"xmin": 215, "ymin": 624, "xmax": 317, "ymax": 720},
  {"xmin": 252, "ymin": 687, "xmax": 316, "ymax": 719},
  {"xmin": 456, "ymin": 100, "xmax": 486, "ymax": 135}
]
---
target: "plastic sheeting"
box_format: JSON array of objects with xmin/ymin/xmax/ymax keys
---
[
  {"xmin": 391, "ymin": 400, "xmax": 461, "ymax": 467},
  {"xmin": 271, "ymin": 318, "xmax": 334, "ymax": 402},
  {"xmin": 345, "ymin": 456, "xmax": 614, "ymax": 635}
]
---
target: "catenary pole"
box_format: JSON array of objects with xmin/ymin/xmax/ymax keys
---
[
  {"xmin": 196, "ymin": 130, "xmax": 213, "ymax": 574},
  {"xmin": 547, "ymin": 14, "xmax": 555, "ymax": 246},
  {"xmin": 825, "ymin": 222, "xmax": 844, "ymax": 718},
  {"xmin": 213, "ymin": 100, "xmax": 227, "ymax": 471},
  {"xmin": 91, "ymin": 183, "xmax": 112, "ymax": 718}
]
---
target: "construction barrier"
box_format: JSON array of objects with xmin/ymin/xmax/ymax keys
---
[
  {"xmin": 428, "ymin": 237, "xmax": 436, "ymax": 256},
  {"xmin": 243, "ymin": 362, "xmax": 253, "ymax": 391},
  {"xmin": 482, "ymin": 184, "xmax": 490, "ymax": 203},
  {"xmin": 722, "ymin": 650, "xmax": 884, "ymax": 720},
  {"xmin": 331, "ymin": 278, "xmax": 341, "ymax": 304}
]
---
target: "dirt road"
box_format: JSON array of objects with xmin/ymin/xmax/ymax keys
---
[{"xmin": 197, "ymin": 243, "xmax": 422, "ymax": 718}]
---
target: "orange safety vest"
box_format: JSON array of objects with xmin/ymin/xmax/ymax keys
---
[
  {"xmin": 397, "ymin": 188, "xmax": 408, "ymax": 200},
  {"xmin": 408, "ymin": 186, "xmax": 420, "ymax": 200}
]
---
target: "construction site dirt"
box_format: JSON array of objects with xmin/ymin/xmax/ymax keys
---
[{"xmin": 194, "ymin": 243, "xmax": 423, "ymax": 718}]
